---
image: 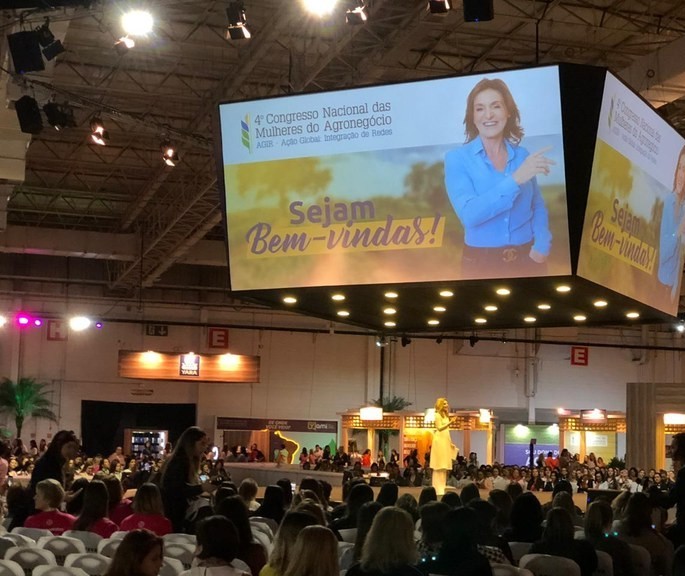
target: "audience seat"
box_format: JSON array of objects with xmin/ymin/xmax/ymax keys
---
[
  {"xmin": 0, "ymin": 539, "xmax": 18, "ymax": 560},
  {"xmin": 492, "ymin": 564, "xmax": 535, "ymax": 576},
  {"xmin": 64, "ymin": 554, "xmax": 110, "ymax": 576},
  {"xmin": 162, "ymin": 534, "xmax": 197, "ymax": 546},
  {"xmin": 62, "ymin": 533, "xmax": 102, "ymax": 554},
  {"xmin": 508, "ymin": 542, "xmax": 533, "ymax": 566},
  {"xmin": 338, "ymin": 528, "xmax": 357, "ymax": 543},
  {"xmin": 163, "ymin": 543, "xmax": 195, "ymax": 570},
  {"xmin": 5, "ymin": 547, "xmax": 57, "ymax": 576},
  {"xmin": 594, "ymin": 550, "xmax": 613, "ymax": 576},
  {"xmin": 12, "ymin": 528, "xmax": 53, "ymax": 542},
  {"xmin": 249, "ymin": 520, "xmax": 274, "ymax": 542},
  {"xmin": 95, "ymin": 539, "xmax": 121, "ymax": 559},
  {"xmin": 33, "ymin": 566, "xmax": 89, "ymax": 576},
  {"xmin": 107, "ymin": 532, "xmax": 127, "ymax": 541},
  {"xmin": 1, "ymin": 535, "xmax": 36, "ymax": 549},
  {"xmin": 519, "ymin": 554, "xmax": 581, "ymax": 576},
  {"xmin": 628, "ymin": 544, "xmax": 651, "ymax": 576},
  {"xmin": 251, "ymin": 530, "xmax": 272, "ymax": 556},
  {"xmin": 36, "ymin": 537, "xmax": 86, "ymax": 567},
  {"xmin": 0, "ymin": 560, "xmax": 24, "ymax": 576},
  {"xmin": 160, "ymin": 558, "xmax": 184, "ymax": 576},
  {"xmin": 249, "ymin": 516, "xmax": 278, "ymax": 535}
]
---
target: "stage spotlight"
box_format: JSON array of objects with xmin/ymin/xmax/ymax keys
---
[
  {"xmin": 401, "ymin": 335, "xmax": 411, "ymax": 347},
  {"xmin": 90, "ymin": 117, "xmax": 109, "ymax": 146},
  {"xmin": 122, "ymin": 10, "xmax": 154, "ymax": 37},
  {"xmin": 375, "ymin": 335, "xmax": 389, "ymax": 348},
  {"xmin": 43, "ymin": 102, "xmax": 76, "ymax": 131},
  {"xmin": 161, "ymin": 141, "xmax": 180, "ymax": 167},
  {"xmin": 346, "ymin": 0, "xmax": 368, "ymax": 24},
  {"xmin": 15, "ymin": 96, "xmax": 43, "ymax": 135},
  {"xmin": 114, "ymin": 36, "xmax": 135, "ymax": 54},
  {"xmin": 69, "ymin": 316, "xmax": 91, "ymax": 331},
  {"xmin": 303, "ymin": 0, "xmax": 337, "ymax": 16},
  {"xmin": 226, "ymin": 1, "xmax": 251, "ymax": 39},
  {"xmin": 428, "ymin": 0, "xmax": 450, "ymax": 13},
  {"xmin": 463, "ymin": 0, "xmax": 494, "ymax": 22},
  {"xmin": 95, "ymin": 321, "xmax": 103, "ymax": 329}
]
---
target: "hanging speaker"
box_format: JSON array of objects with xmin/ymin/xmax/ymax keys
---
[
  {"xmin": 15, "ymin": 96, "xmax": 43, "ymax": 134},
  {"xmin": 463, "ymin": 0, "xmax": 494, "ymax": 22},
  {"xmin": 7, "ymin": 31, "xmax": 45, "ymax": 74}
]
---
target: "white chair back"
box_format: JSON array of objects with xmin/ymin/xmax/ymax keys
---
[
  {"xmin": 338, "ymin": 528, "xmax": 357, "ymax": 543},
  {"xmin": 249, "ymin": 520, "xmax": 274, "ymax": 541},
  {"xmin": 37, "ymin": 537, "xmax": 87, "ymax": 566},
  {"xmin": 162, "ymin": 534, "xmax": 197, "ymax": 546},
  {"xmin": 594, "ymin": 550, "xmax": 613, "ymax": 576},
  {"xmin": 251, "ymin": 530, "xmax": 272, "ymax": 556},
  {"xmin": 64, "ymin": 554, "xmax": 110, "ymax": 576},
  {"xmin": 108, "ymin": 532, "xmax": 127, "ymax": 541},
  {"xmin": 12, "ymin": 528, "xmax": 53, "ymax": 542},
  {"xmin": 249, "ymin": 516, "xmax": 278, "ymax": 534},
  {"xmin": 0, "ymin": 560, "xmax": 25, "ymax": 576},
  {"xmin": 231, "ymin": 559, "xmax": 251, "ymax": 573},
  {"xmin": 0, "ymin": 538, "xmax": 19, "ymax": 559},
  {"xmin": 629, "ymin": 544, "xmax": 651, "ymax": 576},
  {"xmin": 33, "ymin": 567, "xmax": 89, "ymax": 576},
  {"xmin": 162, "ymin": 543, "xmax": 195, "ymax": 569},
  {"xmin": 508, "ymin": 542, "xmax": 533, "ymax": 566},
  {"xmin": 1, "ymin": 535, "xmax": 36, "ymax": 548},
  {"xmin": 159, "ymin": 557, "xmax": 184, "ymax": 576},
  {"xmin": 492, "ymin": 564, "xmax": 535, "ymax": 576},
  {"xmin": 519, "ymin": 554, "xmax": 581, "ymax": 576},
  {"xmin": 5, "ymin": 547, "xmax": 57, "ymax": 576},
  {"xmin": 62, "ymin": 533, "xmax": 102, "ymax": 554},
  {"xmin": 95, "ymin": 539, "xmax": 121, "ymax": 559}
]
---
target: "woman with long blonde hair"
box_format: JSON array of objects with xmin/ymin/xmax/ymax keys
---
[
  {"xmin": 282, "ymin": 525, "xmax": 338, "ymax": 576},
  {"xmin": 430, "ymin": 397, "xmax": 457, "ymax": 495}
]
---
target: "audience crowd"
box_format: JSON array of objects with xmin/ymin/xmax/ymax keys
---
[{"xmin": 1, "ymin": 429, "xmax": 685, "ymax": 575}]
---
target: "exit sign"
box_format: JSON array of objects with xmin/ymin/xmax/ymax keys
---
[{"xmin": 146, "ymin": 324, "xmax": 169, "ymax": 337}]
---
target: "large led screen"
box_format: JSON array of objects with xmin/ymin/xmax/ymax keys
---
[
  {"xmin": 219, "ymin": 66, "xmax": 571, "ymax": 290},
  {"xmin": 578, "ymin": 72, "xmax": 685, "ymax": 316}
]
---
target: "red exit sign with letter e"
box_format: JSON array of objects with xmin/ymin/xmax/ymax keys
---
[{"xmin": 571, "ymin": 346, "xmax": 589, "ymax": 366}]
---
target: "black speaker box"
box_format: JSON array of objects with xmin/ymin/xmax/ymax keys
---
[
  {"xmin": 463, "ymin": 0, "xmax": 494, "ymax": 22},
  {"xmin": 7, "ymin": 31, "xmax": 45, "ymax": 74},
  {"xmin": 15, "ymin": 96, "xmax": 44, "ymax": 135}
]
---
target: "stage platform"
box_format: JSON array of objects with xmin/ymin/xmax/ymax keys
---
[{"xmin": 225, "ymin": 463, "xmax": 589, "ymax": 511}]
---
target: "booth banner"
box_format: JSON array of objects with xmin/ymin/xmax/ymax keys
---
[
  {"xmin": 219, "ymin": 66, "xmax": 571, "ymax": 290},
  {"xmin": 216, "ymin": 417, "xmax": 338, "ymax": 433},
  {"xmin": 578, "ymin": 72, "xmax": 685, "ymax": 316},
  {"xmin": 503, "ymin": 424, "xmax": 559, "ymax": 466}
]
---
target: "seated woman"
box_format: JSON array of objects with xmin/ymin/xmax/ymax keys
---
[
  {"xmin": 103, "ymin": 474, "xmax": 133, "ymax": 526},
  {"xmin": 237, "ymin": 478, "xmax": 260, "ymax": 512},
  {"xmin": 347, "ymin": 507, "xmax": 422, "ymax": 576},
  {"xmin": 120, "ymin": 483, "xmax": 172, "ymax": 536},
  {"xmin": 185, "ymin": 515, "xmax": 250, "ymax": 576},
  {"xmin": 282, "ymin": 526, "xmax": 339, "ymax": 576},
  {"xmin": 417, "ymin": 501, "xmax": 449, "ymax": 561},
  {"xmin": 419, "ymin": 507, "xmax": 492, "ymax": 576},
  {"xmin": 530, "ymin": 508, "xmax": 597, "ymax": 576},
  {"xmin": 615, "ymin": 492, "xmax": 674, "ymax": 576},
  {"xmin": 73, "ymin": 479, "xmax": 119, "ymax": 538},
  {"xmin": 216, "ymin": 496, "xmax": 267, "ymax": 576},
  {"xmin": 502, "ymin": 492, "xmax": 544, "ymax": 543},
  {"xmin": 259, "ymin": 511, "xmax": 318, "ymax": 576},
  {"xmin": 103, "ymin": 529, "xmax": 164, "ymax": 576},
  {"xmin": 24, "ymin": 478, "xmax": 75, "ymax": 535},
  {"xmin": 584, "ymin": 500, "xmax": 636, "ymax": 576}
]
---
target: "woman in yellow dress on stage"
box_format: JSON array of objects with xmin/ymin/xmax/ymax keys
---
[{"xmin": 430, "ymin": 398, "xmax": 458, "ymax": 495}]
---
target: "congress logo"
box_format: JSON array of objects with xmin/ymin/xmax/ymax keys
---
[{"xmin": 241, "ymin": 114, "xmax": 252, "ymax": 153}]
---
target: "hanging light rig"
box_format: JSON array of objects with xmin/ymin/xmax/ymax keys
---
[
  {"xmin": 161, "ymin": 140, "xmax": 180, "ymax": 167},
  {"xmin": 90, "ymin": 117, "xmax": 109, "ymax": 146}
]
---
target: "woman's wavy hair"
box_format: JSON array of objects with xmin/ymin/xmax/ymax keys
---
[
  {"xmin": 104, "ymin": 529, "xmax": 162, "ymax": 576},
  {"xmin": 463, "ymin": 78, "xmax": 524, "ymax": 145},
  {"xmin": 360, "ymin": 507, "xmax": 418, "ymax": 573}
]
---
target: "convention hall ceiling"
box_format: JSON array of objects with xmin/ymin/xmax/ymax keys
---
[{"xmin": 1, "ymin": 0, "xmax": 685, "ymax": 334}]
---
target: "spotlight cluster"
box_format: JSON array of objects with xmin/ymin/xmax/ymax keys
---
[{"xmin": 0, "ymin": 313, "xmax": 103, "ymax": 331}]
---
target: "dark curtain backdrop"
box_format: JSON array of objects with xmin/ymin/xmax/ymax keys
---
[{"xmin": 81, "ymin": 400, "xmax": 196, "ymax": 456}]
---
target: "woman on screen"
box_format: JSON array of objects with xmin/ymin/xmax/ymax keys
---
[
  {"xmin": 658, "ymin": 145, "xmax": 685, "ymax": 302},
  {"xmin": 444, "ymin": 78, "xmax": 554, "ymax": 277}
]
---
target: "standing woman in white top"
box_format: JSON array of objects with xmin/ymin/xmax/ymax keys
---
[{"xmin": 430, "ymin": 398, "xmax": 458, "ymax": 496}]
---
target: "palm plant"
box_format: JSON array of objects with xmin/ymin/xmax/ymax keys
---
[
  {"xmin": 0, "ymin": 377, "xmax": 58, "ymax": 439},
  {"xmin": 373, "ymin": 395, "xmax": 412, "ymax": 457}
]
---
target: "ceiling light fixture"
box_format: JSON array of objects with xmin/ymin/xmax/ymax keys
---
[
  {"xmin": 375, "ymin": 335, "xmax": 389, "ymax": 347},
  {"xmin": 227, "ymin": 1, "xmax": 252, "ymax": 39},
  {"xmin": 593, "ymin": 300, "xmax": 608, "ymax": 308},
  {"xmin": 36, "ymin": 19, "xmax": 65, "ymax": 61},
  {"xmin": 401, "ymin": 336, "xmax": 411, "ymax": 347},
  {"xmin": 495, "ymin": 288, "xmax": 510, "ymax": 296},
  {"xmin": 337, "ymin": 310, "xmax": 350, "ymax": 317},
  {"xmin": 428, "ymin": 0, "xmax": 450, "ymax": 13},
  {"xmin": 384, "ymin": 291, "xmax": 398, "ymax": 299},
  {"xmin": 346, "ymin": 0, "xmax": 368, "ymax": 24},
  {"xmin": 427, "ymin": 319, "xmax": 439, "ymax": 326},
  {"xmin": 484, "ymin": 305, "xmax": 497, "ymax": 312},
  {"xmin": 383, "ymin": 307, "xmax": 396, "ymax": 315},
  {"xmin": 626, "ymin": 311, "xmax": 639, "ymax": 319},
  {"xmin": 302, "ymin": 0, "xmax": 338, "ymax": 16},
  {"xmin": 433, "ymin": 306, "xmax": 446, "ymax": 312},
  {"xmin": 537, "ymin": 303, "xmax": 551, "ymax": 310},
  {"xmin": 114, "ymin": 36, "xmax": 135, "ymax": 54},
  {"xmin": 573, "ymin": 314, "xmax": 587, "ymax": 322},
  {"xmin": 384, "ymin": 321, "xmax": 396, "ymax": 328},
  {"xmin": 439, "ymin": 290, "xmax": 453, "ymax": 297},
  {"xmin": 331, "ymin": 294, "xmax": 345, "ymax": 301},
  {"xmin": 161, "ymin": 140, "xmax": 180, "ymax": 167},
  {"xmin": 556, "ymin": 285, "xmax": 571, "ymax": 293},
  {"xmin": 69, "ymin": 316, "xmax": 92, "ymax": 331},
  {"xmin": 474, "ymin": 317, "xmax": 487, "ymax": 324},
  {"xmin": 523, "ymin": 316, "xmax": 536, "ymax": 323},
  {"xmin": 43, "ymin": 102, "xmax": 76, "ymax": 131},
  {"xmin": 89, "ymin": 117, "xmax": 109, "ymax": 146},
  {"xmin": 282, "ymin": 296, "xmax": 297, "ymax": 304}
]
